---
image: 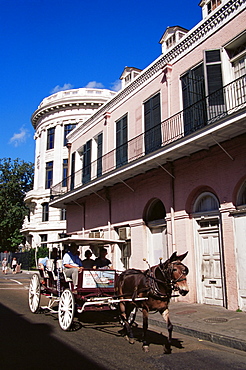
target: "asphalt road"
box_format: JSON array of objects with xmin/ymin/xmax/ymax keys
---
[{"xmin": 1, "ymin": 271, "xmax": 246, "ymax": 370}]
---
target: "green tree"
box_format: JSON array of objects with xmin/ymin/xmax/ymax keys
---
[{"xmin": 0, "ymin": 158, "xmax": 34, "ymax": 252}]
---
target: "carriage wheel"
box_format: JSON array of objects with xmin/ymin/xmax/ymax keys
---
[
  {"xmin": 28, "ymin": 273, "xmax": 41, "ymax": 313},
  {"xmin": 58, "ymin": 289, "xmax": 75, "ymax": 331}
]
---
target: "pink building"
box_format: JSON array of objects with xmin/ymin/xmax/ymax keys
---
[{"xmin": 50, "ymin": 0, "xmax": 246, "ymax": 311}]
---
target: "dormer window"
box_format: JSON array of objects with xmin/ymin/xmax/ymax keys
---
[
  {"xmin": 199, "ymin": 0, "xmax": 223, "ymax": 19},
  {"xmin": 159, "ymin": 26, "xmax": 189, "ymax": 54},
  {"xmin": 207, "ymin": 0, "xmax": 221, "ymax": 14},
  {"xmin": 166, "ymin": 34, "xmax": 175, "ymax": 49},
  {"xmin": 120, "ymin": 67, "xmax": 142, "ymax": 89}
]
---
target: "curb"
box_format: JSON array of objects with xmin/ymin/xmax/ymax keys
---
[{"xmin": 136, "ymin": 315, "xmax": 246, "ymax": 353}]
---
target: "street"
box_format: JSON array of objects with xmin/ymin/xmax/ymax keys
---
[{"xmin": 1, "ymin": 272, "xmax": 246, "ymax": 370}]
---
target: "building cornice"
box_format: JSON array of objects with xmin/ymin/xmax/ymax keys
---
[{"xmin": 31, "ymin": 88, "xmax": 117, "ymax": 129}]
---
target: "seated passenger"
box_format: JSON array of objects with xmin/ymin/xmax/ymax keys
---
[
  {"xmin": 39, "ymin": 256, "xmax": 48, "ymax": 270},
  {"xmin": 63, "ymin": 243, "xmax": 83, "ymax": 290},
  {"xmin": 82, "ymin": 250, "xmax": 95, "ymax": 269},
  {"xmin": 94, "ymin": 248, "xmax": 112, "ymax": 269}
]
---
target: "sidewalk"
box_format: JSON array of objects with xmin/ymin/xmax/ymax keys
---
[{"xmin": 136, "ymin": 301, "xmax": 246, "ymax": 352}]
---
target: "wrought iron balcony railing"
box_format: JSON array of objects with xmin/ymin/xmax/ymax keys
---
[{"xmin": 50, "ymin": 74, "xmax": 246, "ymax": 200}]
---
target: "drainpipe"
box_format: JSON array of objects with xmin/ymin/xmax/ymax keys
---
[
  {"xmin": 170, "ymin": 162, "xmax": 176, "ymax": 253},
  {"xmin": 66, "ymin": 142, "xmax": 71, "ymax": 191}
]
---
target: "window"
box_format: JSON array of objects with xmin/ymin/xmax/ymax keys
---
[
  {"xmin": 45, "ymin": 161, "xmax": 53, "ymax": 189},
  {"xmin": 97, "ymin": 133, "xmax": 103, "ymax": 177},
  {"xmin": 194, "ymin": 193, "xmax": 219, "ymax": 213},
  {"xmin": 166, "ymin": 34, "xmax": 175, "ymax": 49},
  {"xmin": 181, "ymin": 49, "xmax": 224, "ymax": 134},
  {"xmin": 82, "ymin": 140, "xmax": 91, "ymax": 184},
  {"xmin": 237, "ymin": 182, "xmax": 246, "ymax": 206},
  {"xmin": 181, "ymin": 64, "xmax": 207, "ymax": 135},
  {"xmin": 204, "ymin": 49, "xmax": 224, "ymax": 106},
  {"xmin": 47, "ymin": 127, "xmax": 55, "ymax": 150},
  {"xmin": 42, "ymin": 203, "xmax": 49, "ymax": 222},
  {"xmin": 116, "ymin": 115, "xmax": 128, "ymax": 168},
  {"xmin": 233, "ymin": 56, "xmax": 246, "ymax": 79},
  {"xmin": 62, "ymin": 159, "xmax": 68, "ymax": 187},
  {"xmin": 144, "ymin": 93, "xmax": 161, "ymax": 154},
  {"xmin": 60, "ymin": 208, "xmax": 66, "ymax": 221},
  {"xmin": 40, "ymin": 234, "xmax": 47, "ymax": 248},
  {"xmin": 70, "ymin": 152, "xmax": 75, "ymax": 190},
  {"xmin": 64, "ymin": 124, "xmax": 76, "ymax": 146},
  {"xmin": 207, "ymin": 0, "xmax": 221, "ymax": 14}
]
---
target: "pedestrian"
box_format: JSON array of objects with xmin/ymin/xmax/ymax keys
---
[
  {"xmin": 2, "ymin": 257, "xmax": 8, "ymax": 275},
  {"xmin": 11, "ymin": 257, "xmax": 18, "ymax": 274}
]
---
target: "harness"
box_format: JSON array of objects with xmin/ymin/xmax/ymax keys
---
[{"xmin": 120, "ymin": 262, "xmax": 187, "ymax": 302}]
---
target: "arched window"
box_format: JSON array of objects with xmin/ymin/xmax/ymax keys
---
[
  {"xmin": 144, "ymin": 198, "xmax": 166, "ymax": 226},
  {"xmin": 237, "ymin": 181, "xmax": 246, "ymax": 206},
  {"xmin": 193, "ymin": 192, "xmax": 219, "ymax": 213},
  {"xmin": 42, "ymin": 203, "xmax": 49, "ymax": 222}
]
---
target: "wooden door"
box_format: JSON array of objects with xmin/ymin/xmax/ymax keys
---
[{"xmin": 198, "ymin": 228, "xmax": 223, "ymax": 306}]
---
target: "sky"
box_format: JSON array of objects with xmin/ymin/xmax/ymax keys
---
[{"xmin": 0, "ymin": 0, "xmax": 202, "ymax": 164}]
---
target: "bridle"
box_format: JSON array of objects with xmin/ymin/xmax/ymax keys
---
[{"xmin": 169, "ymin": 262, "xmax": 189, "ymax": 287}]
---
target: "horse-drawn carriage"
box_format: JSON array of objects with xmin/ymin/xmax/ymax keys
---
[
  {"xmin": 28, "ymin": 237, "xmax": 189, "ymax": 353},
  {"xmin": 28, "ymin": 237, "xmax": 126, "ymax": 330}
]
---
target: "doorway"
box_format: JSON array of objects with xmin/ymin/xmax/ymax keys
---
[
  {"xmin": 144, "ymin": 198, "xmax": 167, "ymax": 265},
  {"xmin": 193, "ymin": 192, "xmax": 225, "ymax": 306}
]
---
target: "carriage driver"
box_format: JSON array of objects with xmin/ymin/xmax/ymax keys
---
[{"xmin": 63, "ymin": 243, "xmax": 83, "ymax": 291}]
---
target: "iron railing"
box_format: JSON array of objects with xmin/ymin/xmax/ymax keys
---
[{"xmin": 51, "ymin": 74, "xmax": 246, "ymax": 200}]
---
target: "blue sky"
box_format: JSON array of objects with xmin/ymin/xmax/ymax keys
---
[{"xmin": 0, "ymin": 0, "xmax": 202, "ymax": 164}]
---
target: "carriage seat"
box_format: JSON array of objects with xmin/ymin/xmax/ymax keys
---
[
  {"xmin": 46, "ymin": 259, "xmax": 57, "ymax": 280},
  {"xmin": 56, "ymin": 259, "xmax": 73, "ymax": 283}
]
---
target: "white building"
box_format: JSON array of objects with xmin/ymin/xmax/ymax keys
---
[{"xmin": 21, "ymin": 88, "xmax": 117, "ymax": 250}]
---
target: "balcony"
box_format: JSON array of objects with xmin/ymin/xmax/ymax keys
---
[{"xmin": 50, "ymin": 75, "xmax": 246, "ymax": 207}]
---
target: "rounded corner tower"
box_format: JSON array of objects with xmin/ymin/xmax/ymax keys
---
[{"xmin": 21, "ymin": 87, "xmax": 117, "ymax": 250}]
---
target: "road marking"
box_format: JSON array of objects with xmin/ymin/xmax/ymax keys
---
[
  {"xmin": 10, "ymin": 279, "xmax": 23, "ymax": 285},
  {"xmin": 0, "ymin": 287, "xmax": 25, "ymax": 289}
]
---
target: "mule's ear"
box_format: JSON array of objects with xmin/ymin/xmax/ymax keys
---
[
  {"xmin": 176, "ymin": 251, "xmax": 188, "ymax": 261},
  {"xmin": 169, "ymin": 251, "xmax": 178, "ymax": 263}
]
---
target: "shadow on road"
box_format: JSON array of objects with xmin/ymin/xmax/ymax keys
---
[
  {"xmin": 77, "ymin": 309, "xmax": 184, "ymax": 351},
  {"xmin": 0, "ymin": 302, "xmax": 106, "ymax": 369}
]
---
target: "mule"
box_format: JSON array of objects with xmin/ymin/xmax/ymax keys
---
[{"xmin": 116, "ymin": 251, "xmax": 189, "ymax": 353}]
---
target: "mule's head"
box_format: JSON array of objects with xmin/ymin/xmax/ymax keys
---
[{"xmin": 163, "ymin": 252, "xmax": 189, "ymax": 296}]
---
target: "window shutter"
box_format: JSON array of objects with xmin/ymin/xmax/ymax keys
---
[
  {"xmin": 116, "ymin": 115, "xmax": 128, "ymax": 168},
  {"xmin": 205, "ymin": 49, "xmax": 224, "ymax": 106},
  {"xmin": 144, "ymin": 93, "xmax": 161, "ymax": 154},
  {"xmin": 97, "ymin": 133, "xmax": 103, "ymax": 177},
  {"xmin": 83, "ymin": 140, "xmax": 91, "ymax": 184}
]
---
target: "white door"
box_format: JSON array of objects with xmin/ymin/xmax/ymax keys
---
[{"xmin": 197, "ymin": 223, "xmax": 224, "ymax": 306}]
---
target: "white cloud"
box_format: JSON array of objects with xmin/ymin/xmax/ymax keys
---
[
  {"xmin": 9, "ymin": 126, "xmax": 29, "ymax": 147},
  {"xmin": 85, "ymin": 81, "xmax": 104, "ymax": 89},
  {"xmin": 51, "ymin": 83, "xmax": 74, "ymax": 93},
  {"xmin": 110, "ymin": 79, "xmax": 122, "ymax": 92}
]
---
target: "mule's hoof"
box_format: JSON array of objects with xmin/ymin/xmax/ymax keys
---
[
  {"xmin": 163, "ymin": 346, "xmax": 171, "ymax": 354},
  {"xmin": 125, "ymin": 335, "xmax": 135, "ymax": 344},
  {"xmin": 142, "ymin": 345, "xmax": 149, "ymax": 353}
]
